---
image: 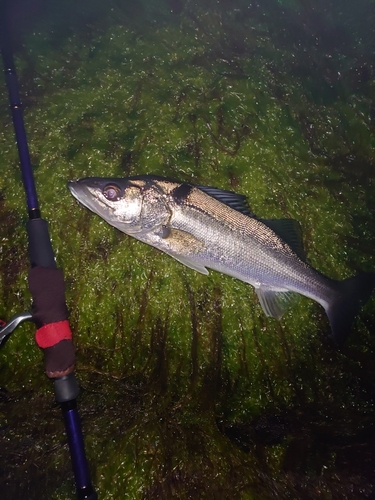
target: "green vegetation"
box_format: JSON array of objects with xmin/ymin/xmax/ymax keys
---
[{"xmin": 0, "ymin": 1, "xmax": 374, "ymax": 498}]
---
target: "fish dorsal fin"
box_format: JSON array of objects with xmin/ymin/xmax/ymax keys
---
[
  {"xmin": 255, "ymin": 287, "xmax": 299, "ymax": 320},
  {"xmin": 260, "ymin": 218, "xmax": 305, "ymax": 260},
  {"xmin": 198, "ymin": 186, "xmax": 256, "ymax": 217},
  {"xmin": 198, "ymin": 185, "xmax": 305, "ymax": 258}
]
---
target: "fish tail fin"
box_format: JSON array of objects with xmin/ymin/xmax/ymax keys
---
[{"xmin": 326, "ymin": 272, "xmax": 375, "ymax": 345}]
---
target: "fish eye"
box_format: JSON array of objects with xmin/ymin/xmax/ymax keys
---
[{"xmin": 103, "ymin": 184, "xmax": 121, "ymax": 201}]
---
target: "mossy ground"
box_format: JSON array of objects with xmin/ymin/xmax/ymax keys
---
[{"xmin": 0, "ymin": 1, "xmax": 375, "ymax": 498}]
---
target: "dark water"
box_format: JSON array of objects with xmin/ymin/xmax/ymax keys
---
[{"xmin": 0, "ymin": 1, "xmax": 375, "ymax": 498}]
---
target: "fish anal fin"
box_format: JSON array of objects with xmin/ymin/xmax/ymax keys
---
[{"xmin": 255, "ymin": 287, "xmax": 299, "ymax": 320}]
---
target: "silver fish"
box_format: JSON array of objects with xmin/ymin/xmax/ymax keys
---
[{"xmin": 68, "ymin": 175, "xmax": 375, "ymax": 344}]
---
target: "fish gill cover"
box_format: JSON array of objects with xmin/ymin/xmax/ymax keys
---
[{"xmin": 0, "ymin": 0, "xmax": 374, "ymax": 498}]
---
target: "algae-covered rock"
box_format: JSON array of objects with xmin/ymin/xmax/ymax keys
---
[{"xmin": 0, "ymin": 1, "xmax": 374, "ymax": 498}]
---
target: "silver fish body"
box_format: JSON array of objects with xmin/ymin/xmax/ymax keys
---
[{"xmin": 68, "ymin": 175, "xmax": 375, "ymax": 344}]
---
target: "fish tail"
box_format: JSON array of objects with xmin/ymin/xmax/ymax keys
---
[{"xmin": 326, "ymin": 272, "xmax": 375, "ymax": 345}]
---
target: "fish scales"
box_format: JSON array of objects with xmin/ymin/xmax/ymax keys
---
[
  {"xmin": 68, "ymin": 175, "xmax": 375, "ymax": 344},
  {"xmin": 167, "ymin": 184, "xmax": 331, "ymax": 296}
]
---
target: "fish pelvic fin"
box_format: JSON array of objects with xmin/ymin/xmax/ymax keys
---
[
  {"xmin": 327, "ymin": 272, "xmax": 375, "ymax": 345},
  {"xmin": 170, "ymin": 254, "xmax": 209, "ymax": 275}
]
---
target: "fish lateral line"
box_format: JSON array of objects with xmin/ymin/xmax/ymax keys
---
[{"xmin": 68, "ymin": 174, "xmax": 375, "ymax": 345}]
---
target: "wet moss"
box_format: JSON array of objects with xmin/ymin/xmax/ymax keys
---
[{"xmin": 0, "ymin": 0, "xmax": 375, "ymax": 498}]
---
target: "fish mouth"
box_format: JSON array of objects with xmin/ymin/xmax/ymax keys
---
[
  {"xmin": 68, "ymin": 178, "xmax": 144, "ymax": 234},
  {"xmin": 68, "ymin": 178, "xmax": 109, "ymax": 215}
]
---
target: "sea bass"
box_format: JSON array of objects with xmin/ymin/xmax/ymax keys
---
[{"xmin": 68, "ymin": 175, "xmax": 375, "ymax": 344}]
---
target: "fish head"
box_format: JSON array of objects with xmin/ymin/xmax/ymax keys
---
[{"xmin": 68, "ymin": 176, "xmax": 171, "ymax": 234}]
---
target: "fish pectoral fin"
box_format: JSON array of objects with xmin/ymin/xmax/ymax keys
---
[
  {"xmin": 255, "ymin": 287, "xmax": 299, "ymax": 320},
  {"xmin": 170, "ymin": 254, "xmax": 209, "ymax": 275},
  {"xmin": 160, "ymin": 227, "xmax": 209, "ymax": 275},
  {"xmin": 162, "ymin": 228, "xmax": 206, "ymax": 253}
]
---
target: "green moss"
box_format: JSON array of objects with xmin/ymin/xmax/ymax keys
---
[{"xmin": 1, "ymin": 0, "xmax": 375, "ymax": 498}]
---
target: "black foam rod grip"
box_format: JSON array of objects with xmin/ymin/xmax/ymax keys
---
[{"xmin": 27, "ymin": 218, "xmax": 56, "ymax": 268}]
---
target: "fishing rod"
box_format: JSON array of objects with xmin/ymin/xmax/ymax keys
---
[{"xmin": 0, "ymin": 9, "xmax": 97, "ymax": 500}]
